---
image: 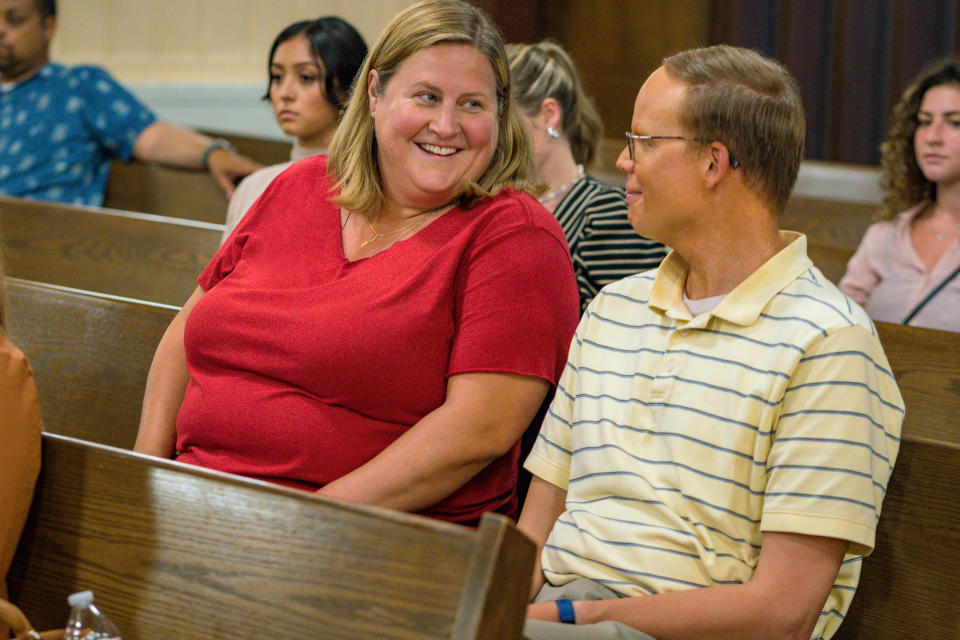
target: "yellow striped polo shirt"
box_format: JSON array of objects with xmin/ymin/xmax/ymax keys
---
[{"xmin": 526, "ymin": 232, "xmax": 904, "ymax": 640}]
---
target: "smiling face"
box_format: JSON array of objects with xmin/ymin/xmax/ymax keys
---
[
  {"xmin": 368, "ymin": 42, "xmax": 498, "ymax": 212},
  {"xmin": 0, "ymin": 0, "xmax": 55, "ymax": 83},
  {"xmin": 615, "ymin": 66, "xmax": 705, "ymax": 245},
  {"xmin": 269, "ymin": 35, "xmax": 341, "ymax": 149},
  {"xmin": 914, "ymin": 83, "xmax": 960, "ymax": 189}
]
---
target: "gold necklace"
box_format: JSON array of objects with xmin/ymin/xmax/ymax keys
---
[{"xmin": 359, "ymin": 207, "xmax": 443, "ymax": 248}]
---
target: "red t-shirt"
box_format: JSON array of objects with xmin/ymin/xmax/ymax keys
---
[{"xmin": 175, "ymin": 156, "xmax": 580, "ymax": 523}]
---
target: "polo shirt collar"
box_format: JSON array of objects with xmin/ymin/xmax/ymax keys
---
[{"xmin": 649, "ymin": 231, "xmax": 812, "ymax": 325}]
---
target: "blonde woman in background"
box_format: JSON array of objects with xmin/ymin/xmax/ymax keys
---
[
  {"xmin": 508, "ymin": 41, "xmax": 668, "ymax": 312},
  {"xmin": 0, "ymin": 232, "xmax": 42, "ymax": 639},
  {"xmin": 840, "ymin": 57, "xmax": 960, "ymax": 331},
  {"xmin": 222, "ymin": 16, "xmax": 368, "ymax": 241}
]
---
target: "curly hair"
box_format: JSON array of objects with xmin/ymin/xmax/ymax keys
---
[{"xmin": 880, "ymin": 57, "xmax": 960, "ymax": 220}]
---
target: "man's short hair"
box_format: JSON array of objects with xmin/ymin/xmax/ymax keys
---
[
  {"xmin": 663, "ymin": 45, "xmax": 805, "ymax": 213},
  {"xmin": 35, "ymin": 0, "xmax": 56, "ymax": 18}
]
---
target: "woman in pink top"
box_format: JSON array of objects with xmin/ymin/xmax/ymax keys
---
[{"xmin": 840, "ymin": 58, "xmax": 960, "ymax": 331}]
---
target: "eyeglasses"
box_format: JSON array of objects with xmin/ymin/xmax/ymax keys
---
[{"xmin": 624, "ymin": 132, "xmax": 739, "ymax": 168}]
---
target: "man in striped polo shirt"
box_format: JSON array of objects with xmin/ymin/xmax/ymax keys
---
[{"xmin": 520, "ymin": 45, "xmax": 904, "ymax": 640}]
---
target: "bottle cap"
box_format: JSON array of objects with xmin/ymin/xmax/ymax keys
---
[{"xmin": 67, "ymin": 591, "xmax": 94, "ymax": 608}]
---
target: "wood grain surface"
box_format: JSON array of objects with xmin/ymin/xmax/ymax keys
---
[
  {"xmin": 104, "ymin": 132, "xmax": 291, "ymax": 223},
  {"xmin": 832, "ymin": 437, "xmax": 960, "ymax": 639},
  {"xmin": 877, "ymin": 321, "xmax": 960, "ymax": 445},
  {"xmin": 0, "ymin": 196, "xmax": 218, "ymax": 306},
  {"xmin": 5, "ymin": 278, "xmax": 175, "ymax": 449},
  {"xmin": 8, "ymin": 434, "xmax": 534, "ymax": 640}
]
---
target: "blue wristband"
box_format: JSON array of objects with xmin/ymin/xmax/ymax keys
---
[{"xmin": 555, "ymin": 598, "xmax": 576, "ymax": 624}]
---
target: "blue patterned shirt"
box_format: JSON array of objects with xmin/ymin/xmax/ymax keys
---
[{"xmin": 0, "ymin": 63, "xmax": 157, "ymax": 206}]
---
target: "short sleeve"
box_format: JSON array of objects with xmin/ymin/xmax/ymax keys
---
[
  {"xmin": 447, "ymin": 207, "xmax": 580, "ymax": 385},
  {"xmin": 77, "ymin": 66, "xmax": 157, "ymax": 161},
  {"xmin": 523, "ymin": 313, "xmax": 587, "ymax": 490},
  {"xmin": 762, "ymin": 324, "xmax": 904, "ymax": 556},
  {"xmin": 0, "ymin": 336, "xmax": 42, "ymax": 595}
]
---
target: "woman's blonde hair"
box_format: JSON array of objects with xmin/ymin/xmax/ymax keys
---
[
  {"xmin": 507, "ymin": 40, "xmax": 603, "ymax": 169},
  {"xmin": 327, "ymin": 0, "xmax": 539, "ymax": 215},
  {"xmin": 879, "ymin": 57, "xmax": 960, "ymax": 220}
]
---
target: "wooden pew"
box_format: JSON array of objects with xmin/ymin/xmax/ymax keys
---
[
  {"xmin": 8, "ymin": 433, "xmax": 534, "ymax": 640},
  {"xmin": 5, "ymin": 278, "xmax": 175, "ymax": 449},
  {"xmin": 876, "ymin": 321, "xmax": 960, "ymax": 445},
  {"xmin": 832, "ymin": 436, "xmax": 960, "ymax": 640},
  {"xmin": 832, "ymin": 322, "xmax": 960, "ymax": 639},
  {"xmin": 0, "ymin": 196, "xmax": 219, "ymax": 307},
  {"xmin": 104, "ymin": 132, "xmax": 291, "ymax": 223}
]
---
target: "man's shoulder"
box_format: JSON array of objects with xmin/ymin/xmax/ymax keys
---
[
  {"xmin": 775, "ymin": 266, "xmax": 874, "ymax": 334},
  {"xmin": 584, "ymin": 270, "xmax": 659, "ymax": 323}
]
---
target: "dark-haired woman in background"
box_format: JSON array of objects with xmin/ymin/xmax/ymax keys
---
[
  {"xmin": 840, "ymin": 57, "xmax": 960, "ymax": 331},
  {"xmin": 222, "ymin": 17, "xmax": 367, "ymax": 240},
  {"xmin": 0, "ymin": 234, "xmax": 42, "ymax": 639},
  {"xmin": 508, "ymin": 41, "xmax": 667, "ymax": 311}
]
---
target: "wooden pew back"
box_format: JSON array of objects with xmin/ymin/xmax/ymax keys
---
[
  {"xmin": 8, "ymin": 434, "xmax": 534, "ymax": 640},
  {"xmin": 5, "ymin": 278, "xmax": 175, "ymax": 449},
  {"xmin": 877, "ymin": 321, "xmax": 960, "ymax": 445},
  {"xmin": 0, "ymin": 196, "xmax": 218, "ymax": 307},
  {"xmin": 832, "ymin": 437, "xmax": 960, "ymax": 640},
  {"xmin": 833, "ymin": 322, "xmax": 960, "ymax": 639},
  {"xmin": 103, "ymin": 133, "xmax": 291, "ymax": 223}
]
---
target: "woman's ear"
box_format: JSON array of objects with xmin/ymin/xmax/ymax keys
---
[
  {"xmin": 539, "ymin": 97, "xmax": 562, "ymax": 133},
  {"xmin": 367, "ymin": 70, "xmax": 380, "ymax": 118}
]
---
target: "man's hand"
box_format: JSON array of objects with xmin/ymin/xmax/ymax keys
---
[{"xmin": 206, "ymin": 148, "xmax": 262, "ymax": 198}]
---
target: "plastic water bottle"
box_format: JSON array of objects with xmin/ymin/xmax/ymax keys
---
[{"xmin": 64, "ymin": 591, "xmax": 122, "ymax": 639}]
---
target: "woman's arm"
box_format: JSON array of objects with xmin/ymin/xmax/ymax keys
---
[
  {"xmin": 517, "ymin": 476, "xmax": 568, "ymax": 599},
  {"xmin": 134, "ymin": 286, "xmax": 204, "ymax": 457},
  {"xmin": 316, "ymin": 371, "xmax": 549, "ymax": 512}
]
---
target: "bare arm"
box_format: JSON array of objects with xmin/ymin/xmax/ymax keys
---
[
  {"xmin": 517, "ymin": 475, "xmax": 568, "ymax": 599},
  {"xmin": 527, "ymin": 531, "xmax": 848, "ymax": 640},
  {"xmin": 132, "ymin": 122, "xmax": 262, "ymax": 197},
  {"xmin": 134, "ymin": 286, "xmax": 204, "ymax": 457},
  {"xmin": 316, "ymin": 372, "xmax": 549, "ymax": 512}
]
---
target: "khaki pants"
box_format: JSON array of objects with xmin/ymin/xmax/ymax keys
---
[{"xmin": 523, "ymin": 578, "xmax": 658, "ymax": 640}]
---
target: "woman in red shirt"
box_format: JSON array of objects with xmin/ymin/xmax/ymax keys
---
[{"xmin": 135, "ymin": 0, "xmax": 580, "ymax": 525}]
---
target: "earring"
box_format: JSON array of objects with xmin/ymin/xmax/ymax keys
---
[{"xmin": 547, "ymin": 126, "xmax": 560, "ymax": 139}]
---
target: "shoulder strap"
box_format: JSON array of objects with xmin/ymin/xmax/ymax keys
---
[{"xmin": 903, "ymin": 261, "xmax": 960, "ymax": 324}]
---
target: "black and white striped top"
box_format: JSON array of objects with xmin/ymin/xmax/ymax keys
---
[{"xmin": 553, "ymin": 175, "xmax": 668, "ymax": 312}]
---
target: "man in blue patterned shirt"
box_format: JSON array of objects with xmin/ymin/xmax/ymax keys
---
[{"xmin": 0, "ymin": 0, "xmax": 261, "ymax": 207}]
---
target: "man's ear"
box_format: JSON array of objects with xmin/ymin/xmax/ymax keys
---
[
  {"xmin": 367, "ymin": 69, "xmax": 379, "ymax": 118},
  {"xmin": 42, "ymin": 15, "xmax": 56, "ymax": 47},
  {"xmin": 703, "ymin": 141, "xmax": 736, "ymax": 189}
]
